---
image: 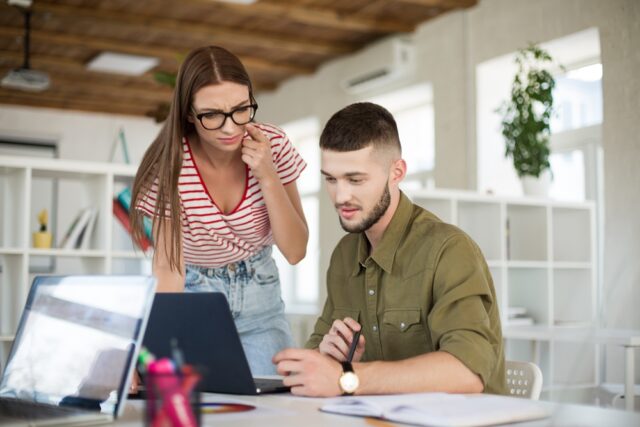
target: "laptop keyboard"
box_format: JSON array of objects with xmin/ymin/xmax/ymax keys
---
[
  {"xmin": 0, "ymin": 397, "xmax": 86, "ymax": 420},
  {"xmin": 254, "ymin": 377, "xmax": 287, "ymax": 391}
]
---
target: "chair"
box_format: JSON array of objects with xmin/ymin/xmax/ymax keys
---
[{"xmin": 505, "ymin": 360, "xmax": 543, "ymax": 400}]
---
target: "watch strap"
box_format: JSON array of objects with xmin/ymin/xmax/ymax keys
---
[{"xmin": 341, "ymin": 361, "xmax": 354, "ymax": 373}]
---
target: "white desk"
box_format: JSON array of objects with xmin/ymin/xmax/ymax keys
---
[
  {"xmin": 504, "ymin": 326, "xmax": 640, "ymax": 411},
  {"xmin": 115, "ymin": 392, "xmax": 640, "ymax": 426}
]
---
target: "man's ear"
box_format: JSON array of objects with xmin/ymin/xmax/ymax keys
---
[{"xmin": 389, "ymin": 158, "xmax": 407, "ymax": 184}]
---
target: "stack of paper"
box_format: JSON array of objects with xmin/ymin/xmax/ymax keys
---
[{"xmin": 321, "ymin": 393, "xmax": 551, "ymax": 427}]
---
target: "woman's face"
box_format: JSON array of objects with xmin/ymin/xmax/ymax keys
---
[{"xmin": 190, "ymin": 81, "xmax": 253, "ymax": 152}]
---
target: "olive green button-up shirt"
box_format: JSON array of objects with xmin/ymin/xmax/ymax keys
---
[{"xmin": 305, "ymin": 192, "xmax": 506, "ymax": 395}]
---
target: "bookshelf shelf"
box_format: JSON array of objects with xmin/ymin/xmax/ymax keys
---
[
  {"xmin": 406, "ymin": 188, "xmax": 597, "ymax": 393},
  {"xmin": 27, "ymin": 248, "xmax": 108, "ymax": 257},
  {"xmin": 0, "ymin": 155, "xmax": 151, "ymax": 364},
  {"xmin": 0, "ymin": 248, "xmax": 23, "ymax": 255},
  {"xmin": 111, "ymin": 250, "xmax": 150, "ymax": 259}
]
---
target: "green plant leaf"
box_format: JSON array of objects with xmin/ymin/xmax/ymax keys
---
[
  {"xmin": 154, "ymin": 71, "xmax": 177, "ymax": 88},
  {"xmin": 498, "ymin": 43, "xmax": 561, "ymax": 178}
]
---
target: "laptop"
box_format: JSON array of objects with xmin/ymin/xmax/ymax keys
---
[
  {"xmin": 140, "ymin": 292, "xmax": 289, "ymax": 395},
  {"xmin": 0, "ymin": 275, "xmax": 156, "ymax": 426}
]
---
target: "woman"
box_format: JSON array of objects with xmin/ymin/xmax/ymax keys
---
[{"xmin": 131, "ymin": 46, "xmax": 308, "ymax": 375}]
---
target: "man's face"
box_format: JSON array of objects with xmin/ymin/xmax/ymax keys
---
[{"xmin": 321, "ymin": 146, "xmax": 392, "ymax": 233}]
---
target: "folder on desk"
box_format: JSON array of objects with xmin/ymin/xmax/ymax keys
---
[{"xmin": 320, "ymin": 392, "xmax": 551, "ymax": 426}]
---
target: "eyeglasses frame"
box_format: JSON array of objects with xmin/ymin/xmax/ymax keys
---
[{"xmin": 191, "ymin": 100, "xmax": 259, "ymax": 131}]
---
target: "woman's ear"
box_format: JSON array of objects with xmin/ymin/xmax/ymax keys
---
[{"xmin": 389, "ymin": 158, "xmax": 407, "ymax": 184}]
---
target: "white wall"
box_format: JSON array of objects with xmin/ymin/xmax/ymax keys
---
[
  {"xmin": 0, "ymin": 105, "xmax": 160, "ymax": 163},
  {"xmin": 256, "ymin": 0, "xmax": 640, "ymax": 383},
  {"xmin": 0, "ymin": 104, "xmax": 161, "ymax": 238}
]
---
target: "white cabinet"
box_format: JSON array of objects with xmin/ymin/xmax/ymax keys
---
[
  {"xmin": 406, "ymin": 189, "xmax": 597, "ymax": 394},
  {"xmin": 0, "ymin": 155, "xmax": 150, "ymax": 363}
]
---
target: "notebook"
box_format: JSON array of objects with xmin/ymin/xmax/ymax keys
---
[
  {"xmin": 320, "ymin": 392, "xmax": 551, "ymax": 426},
  {"xmin": 0, "ymin": 275, "xmax": 156, "ymax": 426},
  {"xmin": 140, "ymin": 292, "xmax": 289, "ymax": 395}
]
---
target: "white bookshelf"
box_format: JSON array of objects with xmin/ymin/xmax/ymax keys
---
[
  {"xmin": 0, "ymin": 155, "xmax": 151, "ymax": 364},
  {"xmin": 405, "ymin": 188, "xmax": 597, "ymax": 394}
]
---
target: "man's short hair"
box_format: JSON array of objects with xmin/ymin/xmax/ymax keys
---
[{"xmin": 319, "ymin": 102, "xmax": 402, "ymax": 154}]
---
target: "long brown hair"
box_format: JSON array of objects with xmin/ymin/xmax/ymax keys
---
[{"xmin": 130, "ymin": 46, "xmax": 254, "ymax": 271}]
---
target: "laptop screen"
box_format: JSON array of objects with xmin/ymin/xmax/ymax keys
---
[{"xmin": 0, "ymin": 275, "xmax": 155, "ymax": 416}]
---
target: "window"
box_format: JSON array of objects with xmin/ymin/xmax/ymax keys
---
[
  {"xmin": 476, "ymin": 28, "xmax": 602, "ymax": 201},
  {"xmin": 364, "ymin": 83, "xmax": 435, "ymax": 190},
  {"xmin": 273, "ymin": 118, "xmax": 321, "ymax": 312}
]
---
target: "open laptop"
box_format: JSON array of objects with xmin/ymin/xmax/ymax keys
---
[
  {"xmin": 0, "ymin": 275, "xmax": 156, "ymax": 426},
  {"xmin": 140, "ymin": 292, "xmax": 289, "ymax": 395}
]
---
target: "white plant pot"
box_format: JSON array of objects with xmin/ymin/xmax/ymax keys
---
[{"xmin": 521, "ymin": 170, "xmax": 551, "ymax": 197}]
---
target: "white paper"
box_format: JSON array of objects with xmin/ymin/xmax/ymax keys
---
[{"xmin": 321, "ymin": 393, "xmax": 551, "ymax": 427}]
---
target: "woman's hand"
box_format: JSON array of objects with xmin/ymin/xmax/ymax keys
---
[{"xmin": 241, "ymin": 123, "xmax": 278, "ymax": 182}]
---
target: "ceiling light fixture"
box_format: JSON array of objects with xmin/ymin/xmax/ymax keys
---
[
  {"xmin": 86, "ymin": 52, "xmax": 159, "ymax": 76},
  {"xmin": 1, "ymin": 0, "xmax": 51, "ymax": 92}
]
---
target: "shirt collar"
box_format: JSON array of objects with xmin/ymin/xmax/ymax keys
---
[{"xmin": 350, "ymin": 191, "xmax": 413, "ymax": 276}]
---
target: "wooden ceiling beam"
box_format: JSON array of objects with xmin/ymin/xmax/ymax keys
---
[
  {"xmin": 33, "ymin": 1, "xmax": 352, "ymax": 57},
  {"xmin": 0, "ymin": 26, "xmax": 313, "ymax": 76},
  {"xmin": 0, "ymin": 50, "xmax": 162, "ymax": 87},
  {"xmin": 394, "ymin": 0, "xmax": 477, "ymax": 8},
  {"xmin": 203, "ymin": 1, "xmax": 413, "ymax": 33},
  {"xmin": 0, "ymin": 69, "xmax": 171, "ymax": 106},
  {"xmin": 0, "ymin": 92, "xmax": 153, "ymax": 117}
]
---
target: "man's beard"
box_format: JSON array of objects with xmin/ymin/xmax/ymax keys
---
[{"xmin": 339, "ymin": 183, "xmax": 391, "ymax": 233}]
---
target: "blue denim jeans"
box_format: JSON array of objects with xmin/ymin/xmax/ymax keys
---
[{"xmin": 184, "ymin": 246, "xmax": 293, "ymax": 375}]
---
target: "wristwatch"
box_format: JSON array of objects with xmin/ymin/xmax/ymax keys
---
[{"xmin": 338, "ymin": 361, "xmax": 359, "ymax": 395}]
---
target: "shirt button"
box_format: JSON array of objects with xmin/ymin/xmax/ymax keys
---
[
  {"xmin": 372, "ymin": 325, "xmax": 378, "ymax": 332},
  {"xmin": 400, "ymin": 322, "xmax": 406, "ymax": 329},
  {"xmin": 368, "ymin": 289, "xmax": 375, "ymax": 296}
]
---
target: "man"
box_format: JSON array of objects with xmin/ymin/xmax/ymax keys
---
[{"xmin": 273, "ymin": 102, "xmax": 505, "ymax": 397}]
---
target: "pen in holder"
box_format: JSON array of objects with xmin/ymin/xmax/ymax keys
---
[{"xmin": 144, "ymin": 359, "xmax": 201, "ymax": 427}]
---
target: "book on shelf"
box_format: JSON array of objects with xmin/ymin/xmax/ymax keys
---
[
  {"xmin": 320, "ymin": 392, "xmax": 550, "ymax": 427},
  {"xmin": 78, "ymin": 209, "xmax": 98, "ymax": 250},
  {"xmin": 115, "ymin": 187, "xmax": 153, "ymax": 242},
  {"xmin": 506, "ymin": 306, "xmax": 534, "ymax": 326},
  {"xmin": 507, "ymin": 306, "xmax": 528, "ymax": 317},
  {"xmin": 58, "ymin": 207, "xmax": 95, "ymax": 250},
  {"xmin": 113, "ymin": 198, "xmax": 152, "ymax": 252}
]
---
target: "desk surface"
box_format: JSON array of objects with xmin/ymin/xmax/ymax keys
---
[{"xmin": 116, "ymin": 392, "xmax": 640, "ymax": 427}]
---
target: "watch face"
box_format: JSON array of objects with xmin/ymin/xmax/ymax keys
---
[{"xmin": 339, "ymin": 371, "xmax": 359, "ymax": 394}]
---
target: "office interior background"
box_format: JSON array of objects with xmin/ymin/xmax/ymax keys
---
[{"xmin": 0, "ymin": 0, "xmax": 638, "ymax": 410}]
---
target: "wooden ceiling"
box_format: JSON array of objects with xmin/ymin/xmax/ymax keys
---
[{"xmin": 0, "ymin": 0, "xmax": 477, "ymax": 120}]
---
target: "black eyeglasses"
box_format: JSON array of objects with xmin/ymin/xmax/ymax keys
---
[{"xmin": 192, "ymin": 102, "xmax": 258, "ymax": 130}]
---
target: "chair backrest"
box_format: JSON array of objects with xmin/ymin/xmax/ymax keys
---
[{"xmin": 505, "ymin": 360, "xmax": 543, "ymax": 400}]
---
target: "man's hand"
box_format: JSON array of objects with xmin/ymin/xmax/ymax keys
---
[
  {"xmin": 273, "ymin": 348, "xmax": 344, "ymax": 397},
  {"xmin": 319, "ymin": 317, "xmax": 365, "ymax": 362},
  {"xmin": 129, "ymin": 370, "xmax": 141, "ymax": 394}
]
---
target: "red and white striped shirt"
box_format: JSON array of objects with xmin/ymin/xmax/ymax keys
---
[{"xmin": 137, "ymin": 123, "xmax": 306, "ymax": 267}]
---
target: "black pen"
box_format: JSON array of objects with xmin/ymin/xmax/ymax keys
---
[{"xmin": 346, "ymin": 328, "xmax": 361, "ymax": 363}]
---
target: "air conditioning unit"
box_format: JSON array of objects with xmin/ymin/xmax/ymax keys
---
[{"xmin": 340, "ymin": 37, "xmax": 415, "ymax": 94}]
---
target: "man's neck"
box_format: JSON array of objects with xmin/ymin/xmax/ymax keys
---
[{"xmin": 364, "ymin": 191, "xmax": 401, "ymax": 250}]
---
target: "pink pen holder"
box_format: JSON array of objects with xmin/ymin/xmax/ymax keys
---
[{"xmin": 144, "ymin": 368, "xmax": 201, "ymax": 427}]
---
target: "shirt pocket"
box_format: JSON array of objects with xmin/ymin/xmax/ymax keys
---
[
  {"xmin": 381, "ymin": 308, "xmax": 429, "ymax": 360},
  {"xmin": 331, "ymin": 308, "xmax": 360, "ymax": 323}
]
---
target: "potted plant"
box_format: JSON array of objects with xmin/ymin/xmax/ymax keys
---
[
  {"xmin": 146, "ymin": 70, "xmax": 177, "ymax": 123},
  {"xmin": 498, "ymin": 44, "xmax": 562, "ymax": 196}
]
